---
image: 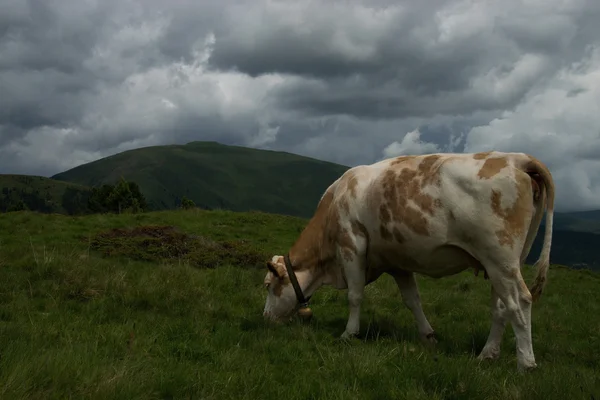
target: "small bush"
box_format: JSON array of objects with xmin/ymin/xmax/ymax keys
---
[
  {"xmin": 180, "ymin": 196, "xmax": 196, "ymax": 210},
  {"xmin": 88, "ymin": 225, "xmax": 267, "ymax": 269}
]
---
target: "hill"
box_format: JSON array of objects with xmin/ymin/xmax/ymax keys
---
[
  {"xmin": 541, "ymin": 209, "xmax": 600, "ymax": 234},
  {"xmin": 528, "ymin": 229, "xmax": 600, "ymax": 270},
  {"xmin": 0, "ymin": 174, "xmax": 91, "ymax": 214},
  {"xmin": 0, "ymin": 209, "xmax": 598, "ymax": 399},
  {"xmin": 52, "ymin": 141, "xmax": 350, "ymax": 218},
  {"xmin": 50, "ymin": 140, "xmax": 600, "ymax": 231}
]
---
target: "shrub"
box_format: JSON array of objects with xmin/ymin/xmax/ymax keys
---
[{"xmin": 88, "ymin": 225, "xmax": 268, "ymax": 269}]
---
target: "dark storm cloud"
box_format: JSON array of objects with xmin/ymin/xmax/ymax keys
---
[
  {"xmin": 208, "ymin": 0, "xmax": 598, "ymax": 120},
  {"xmin": 1, "ymin": 0, "xmax": 600, "ymax": 210}
]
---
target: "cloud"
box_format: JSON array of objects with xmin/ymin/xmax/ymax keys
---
[
  {"xmin": 0, "ymin": 0, "xmax": 599, "ymax": 211},
  {"xmin": 464, "ymin": 45, "xmax": 600, "ymax": 212},
  {"xmin": 383, "ymin": 130, "xmax": 441, "ymax": 157}
]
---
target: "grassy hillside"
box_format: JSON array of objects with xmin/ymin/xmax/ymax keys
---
[
  {"xmin": 50, "ymin": 140, "xmax": 600, "ymax": 229},
  {"xmin": 51, "ymin": 141, "xmax": 349, "ymax": 218},
  {"xmin": 541, "ymin": 210, "xmax": 600, "ymax": 234},
  {"xmin": 528, "ymin": 229, "xmax": 600, "ymax": 269},
  {"xmin": 0, "ymin": 174, "xmax": 91, "ymax": 214},
  {"xmin": 0, "ymin": 209, "xmax": 598, "ymax": 399}
]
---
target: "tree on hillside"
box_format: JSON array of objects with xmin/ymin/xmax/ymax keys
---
[
  {"xmin": 180, "ymin": 196, "xmax": 196, "ymax": 210},
  {"xmin": 62, "ymin": 187, "xmax": 91, "ymax": 215},
  {"xmin": 6, "ymin": 199, "xmax": 28, "ymax": 212},
  {"xmin": 87, "ymin": 178, "xmax": 148, "ymax": 214}
]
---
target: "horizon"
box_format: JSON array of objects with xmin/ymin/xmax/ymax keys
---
[{"xmin": 0, "ymin": 139, "xmax": 598, "ymax": 214}]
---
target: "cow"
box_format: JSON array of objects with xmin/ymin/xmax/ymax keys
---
[{"xmin": 262, "ymin": 151, "xmax": 555, "ymax": 372}]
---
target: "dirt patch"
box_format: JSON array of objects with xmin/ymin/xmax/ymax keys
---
[{"xmin": 88, "ymin": 225, "xmax": 268, "ymax": 269}]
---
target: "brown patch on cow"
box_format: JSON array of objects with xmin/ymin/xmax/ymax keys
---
[
  {"xmin": 490, "ymin": 173, "xmax": 531, "ymax": 247},
  {"xmin": 273, "ymin": 275, "xmax": 291, "ymax": 297},
  {"xmin": 403, "ymin": 206, "xmax": 429, "ymax": 235},
  {"xmin": 265, "ymin": 261, "xmax": 291, "ymax": 298},
  {"xmin": 338, "ymin": 228, "xmax": 357, "ymax": 256},
  {"xmin": 473, "ymin": 151, "xmax": 492, "ymax": 160},
  {"xmin": 411, "ymin": 186, "xmax": 436, "ymax": 215},
  {"xmin": 418, "ymin": 155, "xmax": 442, "ymax": 187},
  {"xmin": 267, "ymin": 259, "xmax": 285, "ymax": 278},
  {"xmin": 341, "ymin": 248, "xmax": 355, "ymax": 262},
  {"xmin": 380, "ymin": 159, "xmax": 442, "ymax": 236},
  {"xmin": 379, "ymin": 204, "xmax": 391, "ymax": 224},
  {"xmin": 338, "ymin": 221, "xmax": 369, "ymax": 261},
  {"xmin": 351, "ymin": 220, "xmax": 369, "ymax": 242},
  {"xmin": 285, "ymin": 188, "xmax": 338, "ymax": 274},
  {"xmin": 390, "ymin": 156, "xmax": 413, "ymax": 166},
  {"xmin": 478, "ymin": 157, "xmax": 508, "ymax": 179},
  {"xmin": 380, "ymin": 226, "xmax": 393, "ymax": 241},
  {"xmin": 392, "ymin": 227, "xmax": 405, "ymax": 243}
]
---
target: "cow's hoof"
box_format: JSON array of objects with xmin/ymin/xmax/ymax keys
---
[
  {"xmin": 421, "ymin": 332, "xmax": 438, "ymax": 346},
  {"xmin": 477, "ymin": 347, "xmax": 500, "ymax": 361},
  {"xmin": 340, "ymin": 330, "xmax": 357, "ymax": 341},
  {"xmin": 517, "ymin": 361, "xmax": 538, "ymax": 373}
]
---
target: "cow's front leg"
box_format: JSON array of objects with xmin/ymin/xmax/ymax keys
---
[
  {"xmin": 341, "ymin": 255, "xmax": 366, "ymax": 339},
  {"xmin": 392, "ymin": 271, "xmax": 436, "ymax": 345}
]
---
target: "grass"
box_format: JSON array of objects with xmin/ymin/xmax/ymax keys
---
[{"xmin": 0, "ymin": 209, "xmax": 599, "ymax": 399}]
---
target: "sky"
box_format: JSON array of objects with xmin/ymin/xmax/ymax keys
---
[{"xmin": 1, "ymin": 0, "xmax": 600, "ymax": 212}]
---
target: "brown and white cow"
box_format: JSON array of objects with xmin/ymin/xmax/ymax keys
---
[{"xmin": 262, "ymin": 151, "xmax": 554, "ymax": 372}]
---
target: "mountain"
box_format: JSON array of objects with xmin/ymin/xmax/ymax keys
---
[
  {"xmin": 527, "ymin": 229, "xmax": 600, "ymax": 270},
  {"xmin": 52, "ymin": 141, "xmax": 350, "ymax": 218},
  {"xmin": 0, "ymin": 174, "xmax": 91, "ymax": 214},
  {"xmin": 541, "ymin": 209, "xmax": 600, "ymax": 234},
  {"xmin": 50, "ymin": 141, "xmax": 600, "ymax": 231}
]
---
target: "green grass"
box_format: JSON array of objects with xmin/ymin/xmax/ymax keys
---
[{"xmin": 0, "ymin": 209, "xmax": 599, "ymax": 399}]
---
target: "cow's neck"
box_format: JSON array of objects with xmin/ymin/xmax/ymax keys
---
[
  {"xmin": 287, "ymin": 230, "xmax": 340, "ymax": 292},
  {"xmin": 285, "ymin": 190, "xmax": 343, "ymax": 293}
]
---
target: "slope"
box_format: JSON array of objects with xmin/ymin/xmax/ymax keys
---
[
  {"xmin": 542, "ymin": 209, "xmax": 600, "ymax": 234},
  {"xmin": 0, "ymin": 174, "xmax": 91, "ymax": 214},
  {"xmin": 0, "ymin": 209, "xmax": 598, "ymax": 399},
  {"xmin": 52, "ymin": 141, "xmax": 350, "ymax": 217}
]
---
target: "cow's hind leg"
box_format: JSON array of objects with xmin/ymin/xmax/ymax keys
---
[
  {"xmin": 391, "ymin": 270, "xmax": 436, "ymax": 345},
  {"xmin": 478, "ymin": 286, "xmax": 507, "ymax": 361},
  {"xmin": 482, "ymin": 260, "xmax": 536, "ymax": 372}
]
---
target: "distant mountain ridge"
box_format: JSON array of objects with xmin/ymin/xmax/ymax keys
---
[
  {"xmin": 0, "ymin": 174, "xmax": 90, "ymax": 214},
  {"xmin": 51, "ymin": 141, "xmax": 350, "ymax": 218}
]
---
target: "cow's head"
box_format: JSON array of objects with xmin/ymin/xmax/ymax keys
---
[{"xmin": 262, "ymin": 255, "xmax": 313, "ymax": 322}]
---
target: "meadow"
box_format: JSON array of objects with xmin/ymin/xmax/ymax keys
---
[{"xmin": 0, "ymin": 209, "xmax": 598, "ymax": 399}]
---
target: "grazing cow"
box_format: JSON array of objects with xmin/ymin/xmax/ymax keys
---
[{"xmin": 262, "ymin": 151, "xmax": 554, "ymax": 372}]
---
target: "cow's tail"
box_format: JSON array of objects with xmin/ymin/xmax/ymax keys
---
[{"xmin": 519, "ymin": 155, "xmax": 555, "ymax": 302}]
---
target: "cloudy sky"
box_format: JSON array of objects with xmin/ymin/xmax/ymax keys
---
[{"xmin": 1, "ymin": 0, "xmax": 600, "ymax": 211}]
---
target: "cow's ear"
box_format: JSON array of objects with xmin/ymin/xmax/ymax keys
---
[
  {"xmin": 267, "ymin": 261, "xmax": 286, "ymax": 279},
  {"xmin": 267, "ymin": 261, "xmax": 281, "ymax": 278}
]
